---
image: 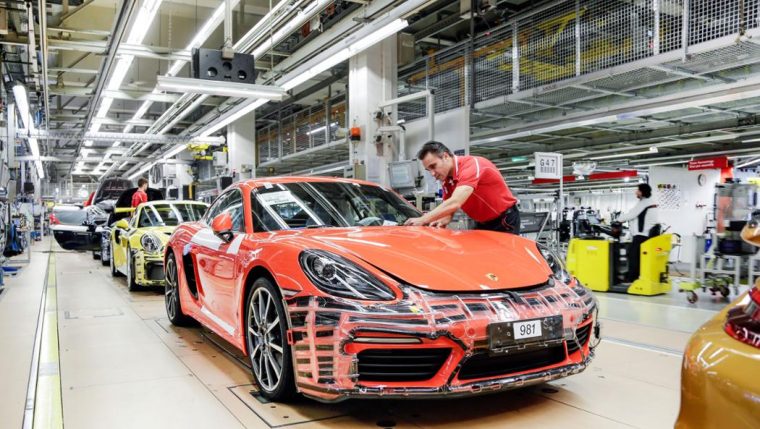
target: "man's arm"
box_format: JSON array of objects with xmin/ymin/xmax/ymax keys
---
[
  {"xmin": 405, "ymin": 186, "xmax": 474, "ymax": 226},
  {"xmin": 617, "ymin": 200, "xmax": 644, "ymax": 222}
]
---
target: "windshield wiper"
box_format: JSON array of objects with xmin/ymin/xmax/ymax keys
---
[{"xmin": 304, "ymin": 224, "xmax": 330, "ymax": 229}]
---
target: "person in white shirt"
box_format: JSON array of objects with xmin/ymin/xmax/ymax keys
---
[{"xmin": 617, "ymin": 184, "xmax": 658, "ymax": 282}]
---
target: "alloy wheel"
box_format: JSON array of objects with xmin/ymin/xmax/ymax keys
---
[
  {"xmin": 165, "ymin": 256, "xmax": 178, "ymax": 320},
  {"xmin": 247, "ymin": 288, "xmax": 284, "ymax": 392}
]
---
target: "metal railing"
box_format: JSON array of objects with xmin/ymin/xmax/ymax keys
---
[{"xmin": 259, "ymin": 0, "xmax": 757, "ymax": 164}]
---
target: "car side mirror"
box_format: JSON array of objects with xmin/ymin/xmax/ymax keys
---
[
  {"xmin": 114, "ymin": 219, "xmax": 129, "ymax": 230},
  {"xmin": 211, "ymin": 212, "xmax": 234, "ymax": 243}
]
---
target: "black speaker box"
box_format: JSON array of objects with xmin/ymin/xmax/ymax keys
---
[{"xmin": 192, "ymin": 48, "xmax": 256, "ymax": 84}]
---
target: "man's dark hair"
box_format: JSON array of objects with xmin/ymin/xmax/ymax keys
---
[
  {"xmin": 137, "ymin": 178, "xmax": 148, "ymax": 188},
  {"xmin": 417, "ymin": 141, "xmax": 453, "ymax": 160},
  {"xmin": 638, "ymin": 183, "xmax": 652, "ymax": 198}
]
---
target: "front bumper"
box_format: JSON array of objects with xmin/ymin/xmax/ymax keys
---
[
  {"xmin": 134, "ymin": 251, "xmax": 166, "ymax": 286},
  {"xmin": 285, "ymin": 281, "xmax": 599, "ymax": 402}
]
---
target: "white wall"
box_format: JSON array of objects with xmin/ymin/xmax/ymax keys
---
[
  {"xmin": 568, "ymin": 191, "xmax": 639, "ymax": 222},
  {"xmin": 404, "ymin": 106, "xmax": 470, "ymax": 193},
  {"xmin": 649, "ymin": 166, "xmax": 720, "ymax": 262}
]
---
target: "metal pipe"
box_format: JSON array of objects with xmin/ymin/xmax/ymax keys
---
[{"xmin": 17, "ymin": 129, "xmax": 225, "ymax": 144}]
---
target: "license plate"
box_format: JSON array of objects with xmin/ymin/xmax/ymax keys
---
[
  {"xmin": 513, "ymin": 320, "xmax": 542, "ymax": 340},
  {"xmin": 488, "ymin": 315, "xmax": 563, "ymax": 351}
]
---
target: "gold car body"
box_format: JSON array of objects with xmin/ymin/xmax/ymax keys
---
[{"xmin": 676, "ymin": 291, "xmax": 760, "ymax": 429}]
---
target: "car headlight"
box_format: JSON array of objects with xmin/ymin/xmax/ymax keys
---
[
  {"xmin": 537, "ymin": 244, "xmax": 572, "ymax": 285},
  {"xmin": 299, "ymin": 250, "xmax": 396, "ymax": 301},
  {"xmin": 141, "ymin": 233, "xmax": 163, "ymax": 254}
]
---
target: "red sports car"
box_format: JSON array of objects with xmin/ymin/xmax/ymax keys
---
[{"xmin": 164, "ymin": 177, "xmax": 600, "ymax": 402}]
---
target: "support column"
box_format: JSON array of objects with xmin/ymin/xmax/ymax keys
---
[
  {"xmin": 227, "ymin": 111, "xmax": 256, "ymax": 180},
  {"xmin": 348, "ymin": 35, "xmax": 397, "ymax": 186}
]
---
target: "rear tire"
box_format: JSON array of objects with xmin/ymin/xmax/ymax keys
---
[
  {"xmin": 165, "ymin": 252, "xmax": 194, "ymax": 326},
  {"xmin": 126, "ymin": 246, "xmax": 139, "ymax": 291},
  {"xmin": 245, "ymin": 277, "xmax": 296, "ymax": 402}
]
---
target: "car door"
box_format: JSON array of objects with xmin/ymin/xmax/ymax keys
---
[
  {"xmin": 113, "ymin": 208, "xmax": 138, "ymax": 273},
  {"xmin": 192, "ymin": 189, "xmax": 247, "ymax": 336}
]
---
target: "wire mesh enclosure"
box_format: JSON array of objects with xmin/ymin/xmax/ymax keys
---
[{"xmin": 258, "ymin": 0, "xmax": 760, "ymax": 165}]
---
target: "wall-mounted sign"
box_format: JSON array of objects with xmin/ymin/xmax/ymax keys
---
[{"xmin": 688, "ymin": 156, "xmax": 729, "ymax": 171}]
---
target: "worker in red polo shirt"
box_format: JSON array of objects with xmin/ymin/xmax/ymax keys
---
[
  {"xmin": 404, "ymin": 141, "xmax": 520, "ymax": 234},
  {"xmin": 131, "ymin": 177, "xmax": 149, "ymax": 208}
]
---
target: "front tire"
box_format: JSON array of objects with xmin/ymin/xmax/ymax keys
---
[
  {"xmin": 165, "ymin": 252, "xmax": 193, "ymax": 326},
  {"xmin": 245, "ymin": 277, "xmax": 296, "ymax": 402},
  {"xmin": 126, "ymin": 246, "xmax": 138, "ymax": 291},
  {"xmin": 110, "ymin": 240, "xmax": 123, "ymax": 277},
  {"xmin": 101, "ymin": 243, "xmax": 109, "ymax": 266}
]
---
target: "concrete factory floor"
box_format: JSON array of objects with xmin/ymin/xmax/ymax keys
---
[{"xmin": 0, "ymin": 238, "xmax": 740, "ymax": 429}]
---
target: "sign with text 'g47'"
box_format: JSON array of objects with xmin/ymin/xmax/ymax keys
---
[{"xmin": 535, "ymin": 152, "xmax": 563, "ymax": 180}]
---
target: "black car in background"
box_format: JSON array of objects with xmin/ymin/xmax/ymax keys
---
[
  {"xmin": 51, "ymin": 178, "xmax": 133, "ymax": 255},
  {"xmin": 50, "ymin": 204, "xmax": 108, "ymax": 253}
]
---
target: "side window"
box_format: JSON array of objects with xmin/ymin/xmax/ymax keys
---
[
  {"xmin": 204, "ymin": 193, "xmax": 229, "ymax": 223},
  {"xmin": 225, "ymin": 191, "xmax": 245, "ymax": 233},
  {"xmin": 138, "ymin": 207, "xmax": 160, "ymax": 227},
  {"xmin": 205, "ymin": 190, "xmax": 245, "ymax": 233}
]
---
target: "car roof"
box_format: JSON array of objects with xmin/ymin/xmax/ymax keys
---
[
  {"xmin": 239, "ymin": 176, "xmax": 383, "ymax": 189},
  {"xmin": 138, "ymin": 200, "xmax": 208, "ymax": 207}
]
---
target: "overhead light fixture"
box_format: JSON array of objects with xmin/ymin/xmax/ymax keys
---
[
  {"xmin": 282, "ymin": 19, "xmax": 408, "ymax": 92},
  {"xmin": 736, "ymin": 158, "xmax": 760, "ymax": 168},
  {"xmin": 156, "ymin": 76, "xmax": 287, "ymax": 100},
  {"xmin": 572, "ymin": 160, "xmax": 597, "ymax": 175},
  {"xmin": 128, "ymin": 143, "xmax": 189, "ymax": 180},
  {"xmin": 306, "ymin": 122, "xmax": 338, "ymax": 135},
  {"xmin": 199, "ymin": 18, "xmax": 409, "ymax": 137},
  {"xmin": 13, "ymin": 83, "xmax": 44, "ymax": 179},
  {"xmin": 92, "ymin": 0, "xmax": 164, "ymax": 137},
  {"xmin": 590, "ymin": 147, "xmax": 658, "ymax": 160},
  {"xmin": 199, "ymin": 99, "xmax": 268, "ymax": 137}
]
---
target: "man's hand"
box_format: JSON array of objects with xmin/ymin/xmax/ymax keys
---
[
  {"xmin": 404, "ymin": 217, "xmax": 427, "ymax": 226},
  {"xmin": 429, "ymin": 215, "xmax": 453, "ymax": 228}
]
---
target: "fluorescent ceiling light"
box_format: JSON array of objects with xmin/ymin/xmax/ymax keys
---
[
  {"xmin": 590, "ymin": 147, "xmax": 658, "ymax": 160},
  {"xmin": 156, "ymin": 76, "xmax": 287, "ymax": 100},
  {"xmin": 12, "ymin": 84, "xmax": 30, "ymax": 128},
  {"xmin": 306, "ymin": 122, "xmax": 338, "ymax": 135},
  {"xmin": 201, "ymin": 18, "xmax": 409, "ymax": 137},
  {"xmin": 736, "ymin": 158, "xmax": 760, "ymax": 168},
  {"xmin": 199, "ymin": 99, "xmax": 268, "ymax": 137},
  {"xmin": 127, "ymin": 143, "xmax": 188, "ymax": 180},
  {"xmin": 93, "ymin": 0, "xmax": 163, "ymax": 131},
  {"xmin": 13, "ymin": 83, "xmax": 44, "ymax": 179}
]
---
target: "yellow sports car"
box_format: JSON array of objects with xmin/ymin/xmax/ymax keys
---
[{"xmin": 110, "ymin": 200, "xmax": 208, "ymax": 290}]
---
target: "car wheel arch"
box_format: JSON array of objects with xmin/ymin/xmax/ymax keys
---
[{"xmin": 240, "ymin": 265, "xmax": 282, "ymax": 355}]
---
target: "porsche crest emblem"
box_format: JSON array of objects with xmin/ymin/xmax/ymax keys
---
[{"xmin": 486, "ymin": 273, "xmax": 498, "ymax": 282}]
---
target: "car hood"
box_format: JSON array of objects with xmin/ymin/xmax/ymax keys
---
[{"xmin": 278, "ymin": 227, "xmax": 552, "ymax": 292}]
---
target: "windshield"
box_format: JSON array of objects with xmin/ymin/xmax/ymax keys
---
[
  {"xmin": 251, "ymin": 182, "xmax": 421, "ymax": 231},
  {"xmin": 138, "ymin": 203, "xmax": 207, "ymax": 227}
]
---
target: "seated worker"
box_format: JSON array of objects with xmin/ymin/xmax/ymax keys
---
[{"xmin": 617, "ymin": 183, "xmax": 659, "ymax": 282}]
